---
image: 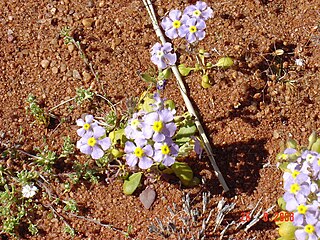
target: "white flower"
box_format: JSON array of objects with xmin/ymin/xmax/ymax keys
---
[{"xmin": 22, "ymin": 184, "xmax": 38, "ymax": 198}]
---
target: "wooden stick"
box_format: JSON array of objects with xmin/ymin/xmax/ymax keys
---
[{"xmin": 142, "ymin": 0, "xmax": 229, "ymax": 192}]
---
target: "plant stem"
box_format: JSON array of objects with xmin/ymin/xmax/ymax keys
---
[{"xmin": 142, "ymin": 0, "xmax": 229, "ymax": 192}]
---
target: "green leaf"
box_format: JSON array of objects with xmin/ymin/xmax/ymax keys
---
[
  {"xmin": 175, "ymin": 125, "xmax": 197, "ymax": 141},
  {"xmin": 164, "ymin": 100, "xmax": 175, "ymax": 110},
  {"xmin": 214, "ymin": 57, "xmax": 233, "ymax": 68},
  {"xmin": 277, "ymin": 197, "xmax": 286, "ymax": 210},
  {"xmin": 109, "ymin": 129, "xmax": 125, "ymax": 145},
  {"xmin": 311, "ymin": 139, "xmax": 320, "ymax": 153},
  {"xmin": 308, "ymin": 131, "xmax": 317, "ymax": 150},
  {"xmin": 140, "ymin": 73, "xmax": 156, "ymax": 83},
  {"xmin": 160, "ymin": 68, "xmax": 172, "ymax": 79},
  {"xmin": 178, "ymin": 64, "xmax": 193, "ymax": 76},
  {"xmin": 286, "ymin": 138, "xmax": 297, "ymax": 149},
  {"xmin": 278, "ymin": 222, "xmax": 296, "ymax": 239},
  {"xmin": 138, "ymin": 92, "xmax": 155, "ymax": 112},
  {"xmin": 123, "ymin": 172, "xmax": 142, "ymax": 195},
  {"xmin": 171, "ymin": 162, "xmax": 193, "ymax": 186},
  {"xmin": 278, "ymin": 162, "xmax": 289, "ymax": 172}
]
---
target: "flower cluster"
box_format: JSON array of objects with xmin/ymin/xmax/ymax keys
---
[
  {"xmin": 280, "ymin": 148, "xmax": 320, "ymax": 239},
  {"xmin": 150, "ymin": 1, "xmax": 213, "ymax": 69},
  {"xmin": 76, "ymin": 115, "xmax": 111, "ymax": 160},
  {"xmin": 161, "ymin": 1, "xmax": 213, "ymax": 43},
  {"xmin": 124, "ymin": 93, "xmax": 179, "ymax": 169}
]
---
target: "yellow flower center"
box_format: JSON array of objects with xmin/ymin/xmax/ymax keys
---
[
  {"xmin": 134, "ymin": 147, "xmax": 144, "ymax": 158},
  {"xmin": 153, "ymin": 121, "xmax": 163, "ymax": 132},
  {"xmin": 318, "ymin": 159, "xmax": 320, "ymax": 166},
  {"xmin": 304, "ymin": 224, "xmax": 315, "ymax": 234},
  {"xmin": 297, "ymin": 205, "xmax": 307, "ymax": 215},
  {"xmin": 131, "ymin": 119, "xmax": 140, "ymax": 128},
  {"xmin": 87, "ymin": 137, "xmax": 96, "ymax": 147},
  {"xmin": 292, "ymin": 170, "xmax": 300, "ymax": 179},
  {"xmin": 161, "ymin": 144, "xmax": 170, "ymax": 155},
  {"xmin": 189, "ymin": 26, "xmax": 197, "ymax": 33},
  {"xmin": 157, "ymin": 51, "xmax": 164, "ymax": 58},
  {"xmin": 83, "ymin": 123, "xmax": 90, "ymax": 130},
  {"xmin": 290, "ymin": 183, "xmax": 300, "ymax": 194},
  {"xmin": 172, "ymin": 20, "xmax": 181, "ymax": 28},
  {"xmin": 193, "ymin": 10, "xmax": 201, "ymax": 17},
  {"xmin": 306, "ymin": 154, "xmax": 314, "ymax": 162}
]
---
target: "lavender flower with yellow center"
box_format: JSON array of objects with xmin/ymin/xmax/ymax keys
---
[
  {"xmin": 124, "ymin": 141, "xmax": 153, "ymax": 169},
  {"xmin": 76, "ymin": 114, "xmax": 99, "ymax": 137},
  {"xmin": 161, "ymin": 10, "xmax": 189, "ymax": 39},
  {"xmin": 180, "ymin": 17, "xmax": 206, "ymax": 43},
  {"xmin": 142, "ymin": 109, "xmax": 177, "ymax": 142},
  {"xmin": 294, "ymin": 216, "xmax": 320, "ymax": 240},
  {"xmin": 183, "ymin": 1, "xmax": 213, "ymax": 20},
  {"xmin": 76, "ymin": 126, "xmax": 111, "ymax": 159},
  {"xmin": 154, "ymin": 139, "xmax": 179, "ymax": 166}
]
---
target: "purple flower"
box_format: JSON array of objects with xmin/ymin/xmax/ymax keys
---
[
  {"xmin": 124, "ymin": 141, "xmax": 153, "ymax": 169},
  {"xmin": 76, "ymin": 126, "xmax": 111, "ymax": 159},
  {"xmin": 156, "ymin": 79, "xmax": 166, "ymax": 91},
  {"xmin": 183, "ymin": 1, "xmax": 213, "ymax": 20},
  {"xmin": 154, "ymin": 139, "xmax": 179, "ymax": 166},
  {"xmin": 286, "ymin": 198, "xmax": 319, "ymax": 226},
  {"xmin": 192, "ymin": 136, "xmax": 203, "ymax": 158},
  {"xmin": 301, "ymin": 150, "xmax": 319, "ymax": 164},
  {"xmin": 295, "ymin": 217, "xmax": 320, "ymax": 240},
  {"xmin": 142, "ymin": 109, "xmax": 177, "ymax": 142},
  {"xmin": 180, "ymin": 17, "xmax": 206, "ymax": 43},
  {"xmin": 152, "ymin": 93, "xmax": 165, "ymax": 111},
  {"xmin": 76, "ymin": 114, "xmax": 99, "ymax": 137},
  {"xmin": 161, "ymin": 10, "xmax": 189, "ymax": 39},
  {"xmin": 151, "ymin": 42, "xmax": 177, "ymax": 69},
  {"xmin": 312, "ymin": 158, "xmax": 320, "ymax": 179},
  {"xmin": 125, "ymin": 112, "xmax": 144, "ymax": 140}
]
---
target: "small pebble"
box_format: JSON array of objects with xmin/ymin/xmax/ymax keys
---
[
  {"xmin": 40, "ymin": 59, "xmax": 50, "ymax": 69},
  {"xmin": 73, "ymin": 70, "xmax": 82, "ymax": 80},
  {"xmin": 82, "ymin": 18, "xmax": 94, "ymax": 27},
  {"xmin": 60, "ymin": 63, "xmax": 67, "ymax": 72},
  {"xmin": 52, "ymin": 67, "xmax": 59, "ymax": 74},
  {"xmin": 82, "ymin": 71, "xmax": 92, "ymax": 82},
  {"xmin": 67, "ymin": 43, "xmax": 74, "ymax": 53}
]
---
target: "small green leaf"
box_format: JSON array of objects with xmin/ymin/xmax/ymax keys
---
[
  {"xmin": 164, "ymin": 100, "xmax": 175, "ymax": 110},
  {"xmin": 123, "ymin": 172, "xmax": 142, "ymax": 195},
  {"xmin": 109, "ymin": 129, "xmax": 125, "ymax": 144},
  {"xmin": 201, "ymin": 75, "xmax": 211, "ymax": 88},
  {"xmin": 277, "ymin": 197, "xmax": 286, "ymax": 210},
  {"xmin": 138, "ymin": 93, "xmax": 156, "ymax": 112},
  {"xmin": 175, "ymin": 125, "xmax": 197, "ymax": 141},
  {"xmin": 161, "ymin": 68, "xmax": 172, "ymax": 79},
  {"xmin": 308, "ymin": 131, "xmax": 317, "ymax": 150},
  {"xmin": 214, "ymin": 57, "xmax": 233, "ymax": 68},
  {"xmin": 111, "ymin": 148, "xmax": 123, "ymax": 158},
  {"xmin": 171, "ymin": 162, "xmax": 193, "ymax": 186},
  {"xmin": 278, "ymin": 222, "xmax": 296, "ymax": 239},
  {"xmin": 140, "ymin": 73, "xmax": 156, "ymax": 83},
  {"xmin": 311, "ymin": 139, "xmax": 320, "ymax": 153},
  {"xmin": 286, "ymin": 138, "xmax": 297, "ymax": 149},
  {"xmin": 178, "ymin": 64, "xmax": 193, "ymax": 76},
  {"xmin": 278, "ymin": 162, "xmax": 289, "ymax": 172}
]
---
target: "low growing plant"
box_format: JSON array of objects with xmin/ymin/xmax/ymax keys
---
[{"xmin": 276, "ymin": 131, "xmax": 320, "ymax": 240}]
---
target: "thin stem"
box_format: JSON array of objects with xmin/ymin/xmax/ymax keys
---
[
  {"xmin": 49, "ymin": 97, "xmax": 75, "ymax": 112},
  {"xmin": 142, "ymin": 0, "xmax": 229, "ymax": 192}
]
